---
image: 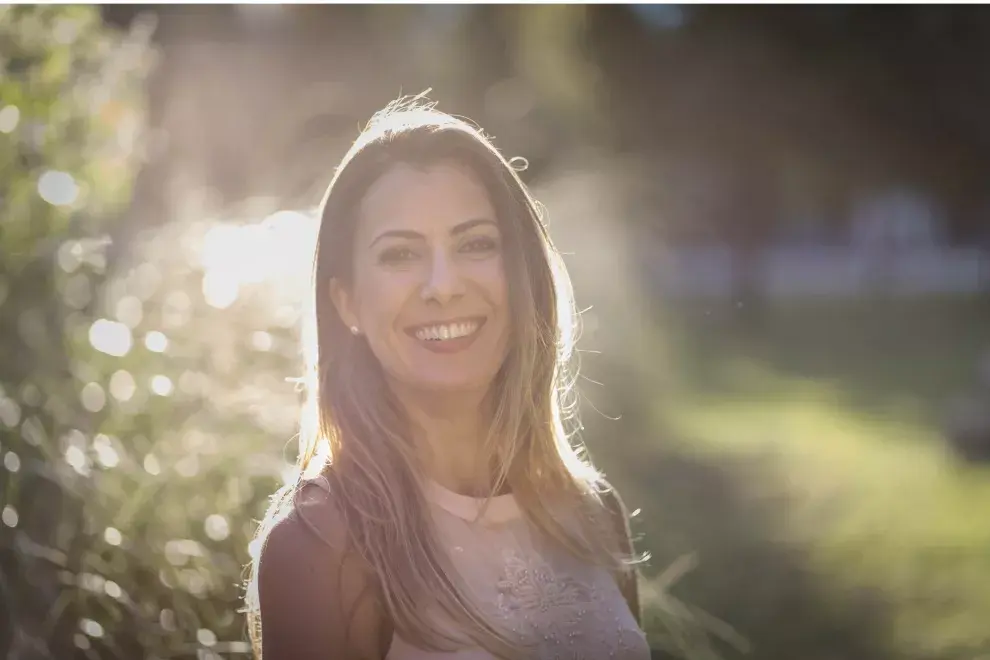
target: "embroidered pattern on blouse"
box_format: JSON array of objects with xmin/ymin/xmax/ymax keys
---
[
  {"xmin": 491, "ymin": 548, "xmax": 649, "ymax": 659},
  {"xmin": 496, "ymin": 548, "xmax": 598, "ymax": 615}
]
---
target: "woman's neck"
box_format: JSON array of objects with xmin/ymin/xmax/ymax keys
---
[{"xmin": 389, "ymin": 382, "xmax": 499, "ymax": 497}]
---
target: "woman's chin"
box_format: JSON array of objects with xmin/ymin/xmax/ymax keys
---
[{"xmin": 402, "ymin": 372, "xmax": 496, "ymax": 396}]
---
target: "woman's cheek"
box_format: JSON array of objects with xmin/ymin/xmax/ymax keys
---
[
  {"xmin": 483, "ymin": 259, "xmax": 510, "ymax": 304},
  {"xmin": 361, "ymin": 270, "xmax": 415, "ymax": 321}
]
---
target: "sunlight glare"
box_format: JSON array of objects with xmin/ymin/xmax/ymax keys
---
[{"xmin": 198, "ymin": 212, "xmax": 316, "ymax": 310}]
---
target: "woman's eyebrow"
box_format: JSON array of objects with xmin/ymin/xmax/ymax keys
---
[
  {"xmin": 368, "ymin": 218, "xmax": 497, "ymax": 248},
  {"xmin": 450, "ymin": 218, "xmax": 498, "ymax": 236},
  {"xmin": 368, "ymin": 229, "xmax": 425, "ymax": 249}
]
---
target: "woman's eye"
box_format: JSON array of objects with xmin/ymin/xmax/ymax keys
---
[
  {"xmin": 378, "ymin": 246, "xmax": 417, "ymax": 265},
  {"xmin": 460, "ymin": 236, "xmax": 499, "ymax": 254}
]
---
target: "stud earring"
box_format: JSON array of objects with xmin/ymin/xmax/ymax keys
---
[{"xmin": 349, "ymin": 326, "xmax": 360, "ymax": 336}]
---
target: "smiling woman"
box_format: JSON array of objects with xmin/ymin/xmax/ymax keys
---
[
  {"xmin": 243, "ymin": 94, "xmax": 650, "ymax": 660},
  {"xmin": 330, "ymin": 162, "xmax": 510, "ymax": 394}
]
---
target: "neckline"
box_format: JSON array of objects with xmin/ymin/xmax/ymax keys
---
[{"xmin": 423, "ymin": 478, "xmax": 522, "ymax": 524}]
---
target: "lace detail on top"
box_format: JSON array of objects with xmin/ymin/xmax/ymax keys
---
[
  {"xmin": 385, "ymin": 481, "xmax": 650, "ymax": 660},
  {"xmin": 496, "ymin": 547, "xmax": 592, "ymax": 614},
  {"xmin": 491, "ymin": 547, "xmax": 647, "ymax": 659}
]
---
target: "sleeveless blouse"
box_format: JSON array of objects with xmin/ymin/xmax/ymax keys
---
[{"xmin": 385, "ymin": 480, "xmax": 651, "ymax": 660}]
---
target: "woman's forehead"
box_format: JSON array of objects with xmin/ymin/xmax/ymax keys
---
[{"xmin": 355, "ymin": 161, "xmax": 498, "ymax": 239}]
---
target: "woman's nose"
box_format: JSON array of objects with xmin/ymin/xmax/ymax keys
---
[{"xmin": 420, "ymin": 251, "xmax": 466, "ymax": 305}]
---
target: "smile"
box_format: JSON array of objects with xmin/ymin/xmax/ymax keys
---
[{"xmin": 407, "ymin": 317, "xmax": 485, "ymax": 342}]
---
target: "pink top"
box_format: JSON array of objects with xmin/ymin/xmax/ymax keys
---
[{"xmin": 386, "ymin": 480, "xmax": 651, "ymax": 659}]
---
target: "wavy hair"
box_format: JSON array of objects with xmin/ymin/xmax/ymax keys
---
[{"xmin": 245, "ymin": 95, "xmax": 639, "ymax": 658}]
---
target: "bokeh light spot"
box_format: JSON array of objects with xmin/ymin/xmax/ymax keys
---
[
  {"xmin": 4, "ymin": 452, "xmax": 20, "ymax": 473},
  {"xmin": 65, "ymin": 446, "xmax": 89, "ymax": 476},
  {"xmin": 89, "ymin": 319, "xmax": 133, "ymax": 357},
  {"xmin": 109, "ymin": 370, "xmax": 136, "ymax": 402},
  {"xmin": 165, "ymin": 539, "xmax": 203, "ymax": 566},
  {"xmin": 38, "ymin": 170, "xmax": 80, "ymax": 207},
  {"xmin": 0, "ymin": 397, "xmax": 21, "ymax": 428},
  {"xmin": 160, "ymin": 609, "xmax": 176, "ymax": 632},
  {"xmin": 251, "ymin": 331, "xmax": 273, "ymax": 352},
  {"xmin": 151, "ymin": 375, "xmax": 173, "ymax": 397},
  {"xmin": 57, "ymin": 241, "xmax": 84, "ymax": 273},
  {"xmin": 2, "ymin": 505, "xmax": 18, "ymax": 528},
  {"xmin": 104, "ymin": 527, "xmax": 122, "ymax": 546},
  {"xmin": 184, "ymin": 569, "xmax": 207, "ymax": 597},
  {"xmin": 0, "ymin": 105, "xmax": 20, "ymax": 133},
  {"xmin": 79, "ymin": 573, "xmax": 105, "ymax": 593},
  {"xmin": 145, "ymin": 330, "xmax": 168, "ymax": 353},
  {"xmin": 204, "ymin": 514, "xmax": 230, "ymax": 542},
  {"xmin": 115, "ymin": 295, "xmax": 143, "ymax": 329},
  {"xmin": 94, "ymin": 434, "xmax": 119, "ymax": 468},
  {"xmin": 81, "ymin": 382, "xmax": 106, "ymax": 413},
  {"xmin": 197, "ymin": 628, "xmax": 217, "ymax": 647},
  {"xmin": 80, "ymin": 619, "xmax": 104, "ymax": 638},
  {"xmin": 104, "ymin": 580, "xmax": 122, "ymax": 599},
  {"xmin": 144, "ymin": 454, "xmax": 161, "ymax": 476},
  {"xmin": 19, "ymin": 383, "xmax": 41, "ymax": 407},
  {"xmin": 21, "ymin": 416, "xmax": 45, "ymax": 446}
]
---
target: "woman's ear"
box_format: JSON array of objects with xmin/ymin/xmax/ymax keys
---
[{"xmin": 329, "ymin": 278, "xmax": 359, "ymax": 331}]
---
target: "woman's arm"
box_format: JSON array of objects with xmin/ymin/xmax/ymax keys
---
[
  {"xmin": 600, "ymin": 482, "xmax": 642, "ymax": 626},
  {"xmin": 257, "ymin": 482, "xmax": 391, "ymax": 660}
]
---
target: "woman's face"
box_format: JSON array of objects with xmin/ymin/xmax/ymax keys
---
[{"xmin": 330, "ymin": 160, "xmax": 512, "ymax": 394}]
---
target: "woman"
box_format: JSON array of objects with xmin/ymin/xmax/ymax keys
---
[{"xmin": 245, "ymin": 96, "xmax": 651, "ymax": 660}]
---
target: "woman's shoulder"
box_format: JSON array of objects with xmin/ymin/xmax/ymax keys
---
[
  {"xmin": 255, "ymin": 476, "xmax": 392, "ymax": 659},
  {"xmin": 261, "ymin": 475, "xmax": 350, "ymax": 563}
]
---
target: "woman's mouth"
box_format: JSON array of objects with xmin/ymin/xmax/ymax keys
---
[
  {"xmin": 405, "ymin": 317, "xmax": 486, "ymax": 353},
  {"xmin": 412, "ymin": 319, "xmax": 481, "ymax": 341}
]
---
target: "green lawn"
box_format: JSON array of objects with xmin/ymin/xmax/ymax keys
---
[{"xmin": 595, "ymin": 297, "xmax": 990, "ymax": 660}]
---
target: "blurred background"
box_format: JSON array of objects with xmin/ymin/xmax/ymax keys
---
[{"xmin": 2, "ymin": 4, "xmax": 990, "ymax": 660}]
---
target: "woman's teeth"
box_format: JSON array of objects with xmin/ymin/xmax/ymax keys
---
[{"xmin": 414, "ymin": 321, "xmax": 479, "ymax": 341}]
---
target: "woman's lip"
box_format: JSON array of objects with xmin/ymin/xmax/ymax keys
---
[{"xmin": 403, "ymin": 316, "xmax": 487, "ymax": 336}]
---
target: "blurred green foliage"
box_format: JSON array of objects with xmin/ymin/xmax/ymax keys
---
[
  {"xmin": 0, "ymin": 6, "xmax": 210, "ymax": 658},
  {"xmin": 623, "ymin": 299, "xmax": 990, "ymax": 660}
]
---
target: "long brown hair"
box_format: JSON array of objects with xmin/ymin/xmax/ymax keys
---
[{"xmin": 245, "ymin": 95, "xmax": 638, "ymax": 658}]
